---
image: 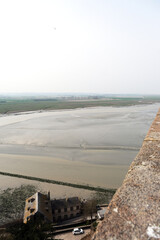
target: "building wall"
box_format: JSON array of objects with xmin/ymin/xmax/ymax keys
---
[
  {"xmin": 23, "ymin": 193, "xmax": 37, "ymax": 223},
  {"xmin": 23, "ymin": 192, "xmax": 52, "ymax": 224},
  {"xmin": 52, "ymin": 203, "xmax": 81, "ymax": 222}
]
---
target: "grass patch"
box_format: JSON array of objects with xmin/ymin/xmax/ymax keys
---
[
  {"xmin": 0, "ymin": 185, "xmax": 37, "ymax": 226},
  {"xmin": 91, "ymin": 191, "xmax": 115, "ymax": 205}
]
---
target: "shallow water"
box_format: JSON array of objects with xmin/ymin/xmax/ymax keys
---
[{"xmin": 0, "ymin": 103, "xmax": 159, "ymax": 189}]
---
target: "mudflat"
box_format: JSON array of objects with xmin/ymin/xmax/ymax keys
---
[{"xmin": 0, "ymin": 103, "xmax": 159, "ymax": 189}]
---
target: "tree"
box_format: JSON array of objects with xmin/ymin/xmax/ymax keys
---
[
  {"xmin": 82, "ymin": 199, "xmax": 97, "ymax": 222},
  {"xmin": 7, "ymin": 217, "xmax": 54, "ymax": 240}
]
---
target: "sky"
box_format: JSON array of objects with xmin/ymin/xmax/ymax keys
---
[{"xmin": 0, "ymin": 0, "xmax": 160, "ymax": 94}]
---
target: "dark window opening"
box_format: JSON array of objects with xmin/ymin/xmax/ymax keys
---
[
  {"xmin": 64, "ymin": 215, "xmax": 68, "ymax": 220},
  {"xmin": 30, "ymin": 208, "xmax": 34, "ymax": 213}
]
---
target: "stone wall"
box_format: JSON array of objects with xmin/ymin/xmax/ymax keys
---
[{"xmin": 93, "ymin": 109, "xmax": 160, "ymax": 240}]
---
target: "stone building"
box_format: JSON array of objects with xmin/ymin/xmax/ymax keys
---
[
  {"xmin": 23, "ymin": 192, "xmax": 52, "ymax": 224},
  {"xmin": 24, "ymin": 193, "xmax": 82, "ymax": 224},
  {"xmin": 51, "ymin": 197, "xmax": 82, "ymax": 222}
]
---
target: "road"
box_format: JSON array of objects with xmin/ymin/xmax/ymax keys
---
[{"xmin": 54, "ymin": 229, "xmax": 90, "ymax": 240}]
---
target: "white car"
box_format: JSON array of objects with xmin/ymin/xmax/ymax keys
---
[{"xmin": 72, "ymin": 228, "xmax": 84, "ymax": 235}]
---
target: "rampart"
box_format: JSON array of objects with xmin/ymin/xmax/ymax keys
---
[{"xmin": 93, "ymin": 109, "xmax": 160, "ymax": 240}]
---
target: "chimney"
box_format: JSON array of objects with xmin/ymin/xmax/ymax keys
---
[{"xmin": 47, "ymin": 191, "xmax": 50, "ymax": 200}]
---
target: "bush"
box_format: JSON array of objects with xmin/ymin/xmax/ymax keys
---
[{"xmin": 0, "ymin": 185, "xmax": 37, "ymax": 225}]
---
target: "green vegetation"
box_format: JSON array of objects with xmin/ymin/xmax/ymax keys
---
[
  {"xmin": 82, "ymin": 199, "xmax": 97, "ymax": 222},
  {"xmin": 0, "ymin": 185, "xmax": 36, "ymax": 226},
  {"xmin": 0, "ymin": 95, "xmax": 160, "ymax": 114},
  {"xmin": 91, "ymin": 191, "xmax": 114, "ymax": 205},
  {"xmin": 6, "ymin": 218, "xmax": 54, "ymax": 240},
  {"xmin": 0, "ymin": 184, "xmax": 114, "ymax": 238},
  {"xmin": 91, "ymin": 221, "xmax": 99, "ymax": 232},
  {"xmin": 0, "ymin": 185, "xmax": 55, "ymax": 239},
  {"xmin": 0, "ymin": 171, "xmax": 116, "ymax": 194}
]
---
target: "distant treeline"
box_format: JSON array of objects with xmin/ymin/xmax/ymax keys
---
[{"xmin": 33, "ymin": 98, "xmax": 57, "ymax": 101}]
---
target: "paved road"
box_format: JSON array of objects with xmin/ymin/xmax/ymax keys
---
[{"xmin": 54, "ymin": 229, "xmax": 90, "ymax": 240}]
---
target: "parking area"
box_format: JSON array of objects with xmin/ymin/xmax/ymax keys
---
[{"xmin": 54, "ymin": 229, "xmax": 90, "ymax": 240}]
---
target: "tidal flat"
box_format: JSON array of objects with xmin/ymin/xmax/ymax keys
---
[{"xmin": 0, "ymin": 103, "xmax": 159, "ymax": 193}]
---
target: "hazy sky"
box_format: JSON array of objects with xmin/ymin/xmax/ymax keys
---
[{"xmin": 0, "ymin": 0, "xmax": 160, "ymax": 94}]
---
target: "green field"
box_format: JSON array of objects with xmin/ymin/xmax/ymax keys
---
[{"xmin": 0, "ymin": 95, "xmax": 160, "ymax": 114}]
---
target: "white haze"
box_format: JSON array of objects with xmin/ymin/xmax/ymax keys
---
[{"xmin": 0, "ymin": 0, "xmax": 160, "ymax": 94}]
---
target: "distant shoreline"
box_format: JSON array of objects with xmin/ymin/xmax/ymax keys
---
[{"xmin": 0, "ymin": 96, "xmax": 160, "ymax": 115}]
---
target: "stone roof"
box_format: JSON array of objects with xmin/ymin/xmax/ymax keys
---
[{"xmin": 93, "ymin": 108, "xmax": 160, "ymax": 240}]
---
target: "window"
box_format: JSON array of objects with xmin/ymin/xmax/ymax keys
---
[
  {"xmin": 70, "ymin": 207, "xmax": 73, "ymax": 211},
  {"xmin": 58, "ymin": 209, "xmax": 61, "ymax": 213},
  {"xmin": 64, "ymin": 208, "xmax": 67, "ymax": 212},
  {"xmin": 30, "ymin": 208, "xmax": 34, "ymax": 213},
  {"xmin": 64, "ymin": 215, "xmax": 68, "ymax": 220},
  {"xmin": 76, "ymin": 206, "xmax": 79, "ymax": 210},
  {"xmin": 45, "ymin": 208, "xmax": 49, "ymax": 212},
  {"xmin": 70, "ymin": 214, "xmax": 74, "ymax": 218}
]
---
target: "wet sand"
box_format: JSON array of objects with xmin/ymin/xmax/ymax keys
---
[
  {"xmin": 0, "ymin": 103, "xmax": 159, "ymax": 192},
  {"xmin": 0, "ymin": 175, "xmax": 93, "ymax": 199},
  {"xmin": 0, "ymin": 153, "xmax": 128, "ymax": 188}
]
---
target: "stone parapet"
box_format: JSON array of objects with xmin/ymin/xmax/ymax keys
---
[{"xmin": 93, "ymin": 108, "xmax": 160, "ymax": 240}]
